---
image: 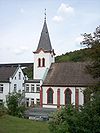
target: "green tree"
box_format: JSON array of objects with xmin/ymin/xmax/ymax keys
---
[
  {"xmin": 81, "ymin": 25, "xmax": 100, "ymax": 79},
  {"xmin": 7, "ymin": 92, "xmax": 25, "ymax": 117},
  {"xmin": 49, "ymin": 105, "xmax": 79, "ymax": 133},
  {"xmin": 49, "ymin": 95, "xmax": 100, "ymax": 133}
]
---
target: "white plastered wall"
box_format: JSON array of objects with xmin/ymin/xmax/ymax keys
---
[
  {"xmin": 25, "ymin": 82, "xmax": 40, "ymax": 105},
  {"xmin": 42, "ymin": 86, "xmax": 86, "ymax": 108},
  {"xmin": 10, "ymin": 67, "xmax": 25, "ymax": 93},
  {"xmin": 0, "ymin": 83, "xmax": 9, "ymax": 106},
  {"xmin": 34, "ymin": 50, "xmax": 55, "ymax": 79}
]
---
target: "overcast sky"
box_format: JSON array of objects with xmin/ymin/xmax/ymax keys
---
[{"xmin": 0, "ymin": 0, "xmax": 100, "ymax": 63}]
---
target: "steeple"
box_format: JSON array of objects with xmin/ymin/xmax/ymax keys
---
[
  {"xmin": 34, "ymin": 9, "xmax": 53, "ymax": 53},
  {"xmin": 33, "ymin": 10, "xmax": 55, "ymax": 80}
]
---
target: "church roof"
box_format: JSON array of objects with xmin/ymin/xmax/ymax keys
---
[
  {"xmin": 0, "ymin": 66, "xmax": 17, "ymax": 82},
  {"xmin": 43, "ymin": 62, "xmax": 99, "ymax": 87},
  {"xmin": 34, "ymin": 20, "xmax": 52, "ymax": 52}
]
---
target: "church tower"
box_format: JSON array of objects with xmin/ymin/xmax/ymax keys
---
[{"xmin": 33, "ymin": 11, "xmax": 55, "ymax": 80}]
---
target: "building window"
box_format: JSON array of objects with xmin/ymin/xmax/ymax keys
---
[
  {"xmin": 38, "ymin": 58, "xmax": 41, "ymax": 67},
  {"xmin": 26, "ymin": 84, "xmax": 29, "ymax": 92},
  {"xmin": 36, "ymin": 99, "xmax": 40, "ymax": 105},
  {"xmin": 31, "ymin": 98, "xmax": 34, "ymax": 107},
  {"xmin": 0, "ymin": 99, "xmax": 3, "ymax": 105},
  {"xmin": 14, "ymin": 84, "xmax": 17, "ymax": 92},
  {"xmin": 26, "ymin": 98, "xmax": 29, "ymax": 107},
  {"xmin": 0, "ymin": 84, "xmax": 3, "ymax": 93},
  {"xmin": 64, "ymin": 88, "xmax": 72, "ymax": 106},
  {"xmin": 18, "ymin": 90, "xmax": 21, "ymax": 93},
  {"xmin": 42, "ymin": 58, "xmax": 45, "ymax": 67},
  {"xmin": 31, "ymin": 84, "xmax": 34, "ymax": 92},
  {"xmin": 19, "ymin": 72, "xmax": 21, "ymax": 80},
  {"xmin": 47, "ymin": 88, "xmax": 54, "ymax": 104},
  {"xmin": 36, "ymin": 84, "xmax": 40, "ymax": 92}
]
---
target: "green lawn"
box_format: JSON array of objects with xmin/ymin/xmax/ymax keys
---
[{"xmin": 0, "ymin": 115, "xmax": 50, "ymax": 133}]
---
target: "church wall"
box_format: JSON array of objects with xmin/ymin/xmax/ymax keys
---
[
  {"xmin": 78, "ymin": 87, "xmax": 85, "ymax": 105},
  {"xmin": 42, "ymin": 86, "xmax": 85, "ymax": 108}
]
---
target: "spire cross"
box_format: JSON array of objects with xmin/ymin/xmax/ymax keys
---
[{"xmin": 44, "ymin": 8, "xmax": 46, "ymax": 21}]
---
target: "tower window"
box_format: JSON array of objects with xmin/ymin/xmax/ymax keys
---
[
  {"xmin": 42, "ymin": 58, "xmax": 45, "ymax": 67},
  {"xmin": 38, "ymin": 58, "xmax": 41, "ymax": 67}
]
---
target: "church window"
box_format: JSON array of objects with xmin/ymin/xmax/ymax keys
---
[
  {"xmin": 47, "ymin": 88, "xmax": 54, "ymax": 104},
  {"xmin": 42, "ymin": 58, "xmax": 45, "ymax": 67},
  {"xmin": 64, "ymin": 88, "xmax": 72, "ymax": 106},
  {"xmin": 38, "ymin": 58, "xmax": 41, "ymax": 67}
]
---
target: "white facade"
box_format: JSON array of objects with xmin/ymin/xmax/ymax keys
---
[
  {"xmin": 25, "ymin": 82, "xmax": 40, "ymax": 107},
  {"xmin": 42, "ymin": 86, "xmax": 85, "ymax": 108},
  {"xmin": 34, "ymin": 50, "xmax": 55, "ymax": 79},
  {"xmin": 0, "ymin": 66, "xmax": 25, "ymax": 106},
  {"xmin": 10, "ymin": 67, "xmax": 25, "ymax": 93},
  {"xmin": 0, "ymin": 83, "xmax": 9, "ymax": 105}
]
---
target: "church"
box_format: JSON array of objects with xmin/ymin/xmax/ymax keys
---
[
  {"xmin": 0, "ymin": 14, "xmax": 98, "ymax": 110},
  {"xmin": 24, "ymin": 15, "xmax": 97, "ymax": 109}
]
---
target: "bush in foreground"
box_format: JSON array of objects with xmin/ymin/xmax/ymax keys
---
[{"xmin": 49, "ymin": 93, "xmax": 100, "ymax": 133}]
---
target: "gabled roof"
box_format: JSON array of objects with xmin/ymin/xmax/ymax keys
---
[
  {"xmin": 34, "ymin": 20, "xmax": 53, "ymax": 53},
  {"xmin": 43, "ymin": 62, "xmax": 99, "ymax": 87},
  {"xmin": 0, "ymin": 66, "xmax": 17, "ymax": 82}
]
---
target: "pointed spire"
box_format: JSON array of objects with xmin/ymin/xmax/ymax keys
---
[
  {"xmin": 35, "ymin": 10, "xmax": 53, "ymax": 52},
  {"xmin": 44, "ymin": 8, "xmax": 46, "ymax": 22}
]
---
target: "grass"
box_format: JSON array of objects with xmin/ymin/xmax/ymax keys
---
[{"xmin": 0, "ymin": 115, "xmax": 50, "ymax": 133}]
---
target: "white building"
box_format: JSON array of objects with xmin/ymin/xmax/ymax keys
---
[{"xmin": 0, "ymin": 66, "xmax": 25, "ymax": 106}]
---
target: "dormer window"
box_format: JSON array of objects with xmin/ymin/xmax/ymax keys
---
[
  {"xmin": 19, "ymin": 72, "xmax": 21, "ymax": 80},
  {"xmin": 42, "ymin": 58, "xmax": 45, "ymax": 67},
  {"xmin": 38, "ymin": 58, "xmax": 41, "ymax": 67}
]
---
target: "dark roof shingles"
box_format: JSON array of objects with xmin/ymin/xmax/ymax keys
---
[
  {"xmin": 36, "ymin": 21, "xmax": 52, "ymax": 52},
  {"xmin": 0, "ymin": 66, "xmax": 17, "ymax": 82},
  {"xmin": 43, "ymin": 62, "xmax": 99, "ymax": 86}
]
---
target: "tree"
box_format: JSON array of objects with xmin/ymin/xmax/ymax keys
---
[
  {"xmin": 81, "ymin": 25, "xmax": 100, "ymax": 79},
  {"xmin": 49, "ymin": 95, "xmax": 100, "ymax": 133},
  {"xmin": 49, "ymin": 105, "xmax": 79, "ymax": 133},
  {"xmin": 6, "ymin": 92, "xmax": 25, "ymax": 117}
]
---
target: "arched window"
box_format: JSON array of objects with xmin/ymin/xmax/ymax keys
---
[
  {"xmin": 42, "ymin": 58, "xmax": 45, "ymax": 67},
  {"xmin": 47, "ymin": 88, "xmax": 54, "ymax": 104},
  {"xmin": 38, "ymin": 58, "xmax": 41, "ymax": 67},
  {"xmin": 64, "ymin": 88, "xmax": 72, "ymax": 105}
]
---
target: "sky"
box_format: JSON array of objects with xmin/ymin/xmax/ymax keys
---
[{"xmin": 0, "ymin": 0, "xmax": 100, "ymax": 63}]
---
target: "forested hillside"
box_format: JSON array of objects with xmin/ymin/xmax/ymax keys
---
[{"xmin": 55, "ymin": 48, "xmax": 91, "ymax": 62}]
